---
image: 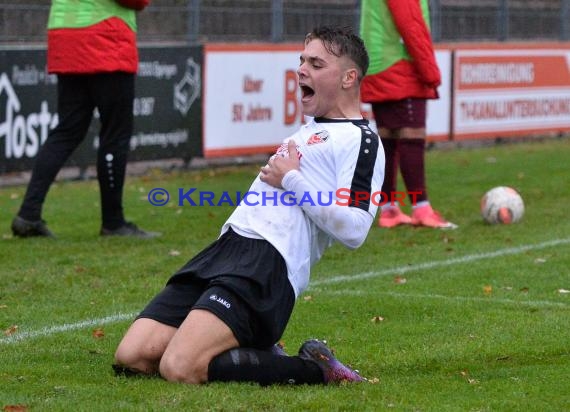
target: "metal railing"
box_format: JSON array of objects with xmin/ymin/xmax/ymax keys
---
[{"xmin": 0, "ymin": 0, "xmax": 569, "ymax": 44}]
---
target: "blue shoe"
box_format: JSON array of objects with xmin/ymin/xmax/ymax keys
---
[{"xmin": 298, "ymin": 339, "xmax": 364, "ymax": 384}]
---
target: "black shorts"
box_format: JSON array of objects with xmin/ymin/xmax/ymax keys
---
[
  {"xmin": 137, "ymin": 228, "xmax": 295, "ymax": 348},
  {"xmin": 372, "ymin": 98, "xmax": 427, "ymax": 130}
]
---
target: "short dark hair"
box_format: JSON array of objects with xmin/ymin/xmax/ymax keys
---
[{"xmin": 305, "ymin": 26, "xmax": 369, "ymax": 80}]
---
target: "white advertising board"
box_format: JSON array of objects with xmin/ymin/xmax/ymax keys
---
[
  {"xmin": 203, "ymin": 44, "xmax": 453, "ymax": 157},
  {"xmin": 203, "ymin": 44, "xmax": 302, "ymax": 157},
  {"xmin": 453, "ymin": 47, "xmax": 570, "ymax": 139}
]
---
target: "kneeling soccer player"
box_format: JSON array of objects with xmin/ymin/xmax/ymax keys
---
[{"xmin": 113, "ymin": 25, "xmax": 384, "ymax": 385}]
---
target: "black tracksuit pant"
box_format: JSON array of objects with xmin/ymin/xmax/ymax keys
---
[{"xmin": 18, "ymin": 72, "xmax": 135, "ymax": 229}]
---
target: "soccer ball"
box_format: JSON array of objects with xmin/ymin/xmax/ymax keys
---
[{"xmin": 480, "ymin": 186, "xmax": 524, "ymax": 224}]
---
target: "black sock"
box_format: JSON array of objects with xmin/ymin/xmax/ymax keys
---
[{"xmin": 207, "ymin": 348, "xmax": 324, "ymax": 386}]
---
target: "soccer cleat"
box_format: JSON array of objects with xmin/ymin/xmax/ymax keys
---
[
  {"xmin": 298, "ymin": 339, "xmax": 365, "ymax": 384},
  {"xmin": 378, "ymin": 207, "xmax": 412, "ymax": 228},
  {"xmin": 100, "ymin": 221, "xmax": 161, "ymax": 239},
  {"xmin": 112, "ymin": 363, "xmax": 155, "ymax": 378},
  {"xmin": 11, "ymin": 216, "xmax": 55, "ymax": 238},
  {"xmin": 112, "ymin": 364, "xmax": 140, "ymax": 377},
  {"xmin": 411, "ymin": 204, "xmax": 458, "ymax": 229},
  {"xmin": 267, "ymin": 342, "xmax": 288, "ymax": 356}
]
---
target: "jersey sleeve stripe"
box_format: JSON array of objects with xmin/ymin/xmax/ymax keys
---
[{"xmin": 349, "ymin": 124, "xmax": 380, "ymax": 212}]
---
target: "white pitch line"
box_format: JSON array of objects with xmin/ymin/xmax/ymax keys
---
[
  {"xmin": 309, "ymin": 237, "xmax": 570, "ymax": 288},
  {"xmin": 0, "ymin": 312, "xmax": 136, "ymax": 345},
  {"xmin": 1, "ymin": 237, "xmax": 569, "ymax": 345},
  {"xmin": 313, "ymin": 289, "xmax": 570, "ymax": 309}
]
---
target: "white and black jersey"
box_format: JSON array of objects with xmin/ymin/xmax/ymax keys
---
[{"xmin": 222, "ymin": 117, "xmax": 385, "ymax": 297}]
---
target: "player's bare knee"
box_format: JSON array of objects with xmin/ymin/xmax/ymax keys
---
[
  {"xmin": 114, "ymin": 343, "xmax": 135, "ymax": 367},
  {"xmin": 159, "ymin": 352, "xmax": 207, "ymax": 384},
  {"xmin": 114, "ymin": 343, "xmax": 158, "ymax": 374}
]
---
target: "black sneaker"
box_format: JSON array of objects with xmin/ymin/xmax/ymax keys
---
[
  {"xmin": 100, "ymin": 222, "xmax": 161, "ymax": 239},
  {"xmin": 11, "ymin": 216, "xmax": 55, "ymax": 238},
  {"xmin": 298, "ymin": 339, "xmax": 365, "ymax": 384}
]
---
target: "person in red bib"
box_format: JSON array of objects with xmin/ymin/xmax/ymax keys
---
[
  {"xmin": 360, "ymin": 0, "xmax": 457, "ymax": 229},
  {"xmin": 11, "ymin": 0, "xmax": 159, "ymax": 239}
]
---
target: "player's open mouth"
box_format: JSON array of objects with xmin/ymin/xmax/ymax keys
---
[{"xmin": 300, "ymin": 84, "xmax": 315, "ymax": 101}]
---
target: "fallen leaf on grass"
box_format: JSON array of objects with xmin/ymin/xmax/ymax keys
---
[
  {"xmin": 0, "ymin": 305, "xmax": 7, "ymax": 309},
  {"xmin": 4, "ymin": 325, "xmax": 18, "ymax": 336},
  {"xmin": 303, "ymin": 295, "xmax": 313, "ymax": 301},
  {"xmin": 558, "ymin": 289, "xmax": 570, "ymax": 294},
  {"xmin": 483, "ymin": 285, "xmax": 492, "ymax": 295},
  {"xmin": 92, "ymin": 328, "xmax": 105, "ymax": 339},
  {"xmin": 168, "ymin": 250, "xmax": 181, "ymax": 256},
  {"xmin": 371, "ymin": 316, "xmax": 385, "ymax": 323},
  {"xmin": 520, "ymin": 287, "xmax": 529, "ymax": 293},
  {"xmin": 368, "ymin": 377, "xmax": 380, "ymax": 384},
  {"xmin": 3, "ymin": 405, "xmax": 28, "ymax": 412},
  {"xmin": 459, "ymin": 369, "xmax": 480, "ymax": 384},
  {"xmin": 534, "ymin": 258, "xmax": 546, "ymax": 264},
  {"xmin": 9, "ymin": 193, "xmax": 20, "ymax": 200},
  {"xmin": 393, "ymin": 276, "xmax": 407, "ymax": 284}
]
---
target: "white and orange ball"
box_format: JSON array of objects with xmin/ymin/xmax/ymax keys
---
[{"xmin": 481, "ymin": 186, "xmax": 524, "ymax": 224}]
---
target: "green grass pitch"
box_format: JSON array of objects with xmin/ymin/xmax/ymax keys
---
[{"xmin": 1, "ymin": 138, "xmax": 569, "ymax": 411}]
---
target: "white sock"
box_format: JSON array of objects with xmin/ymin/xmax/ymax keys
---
[
  {"xmin": 413, "ymin": 200, "xmax": 430, "ymax": 210},
  {"xmin": 382, "ymin": 202, "xmax": 401, "ymax": 212}
]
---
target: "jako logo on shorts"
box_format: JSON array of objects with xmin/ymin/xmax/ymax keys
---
[{"xmin": 209, "ymin": 294, "xmax": 231, "ymax": 309}]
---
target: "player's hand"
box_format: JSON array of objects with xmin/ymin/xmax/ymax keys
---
[{"xmin": 260, "ymin": 140, "xmax": 300, "ymax": 189}]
